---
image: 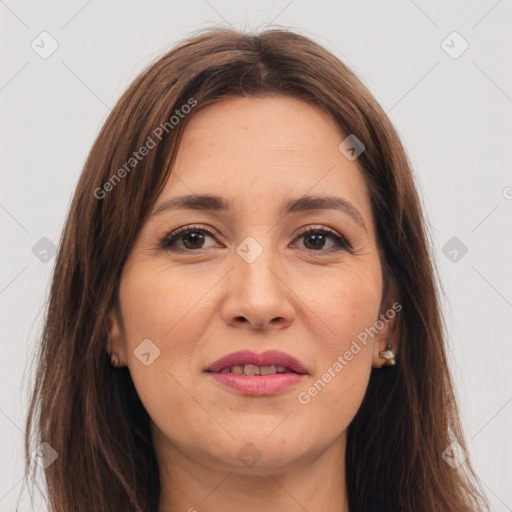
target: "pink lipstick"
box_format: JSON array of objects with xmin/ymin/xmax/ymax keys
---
[{"xmin": 205, "ymin": 349, "xmax": 308, "ymax": 396}]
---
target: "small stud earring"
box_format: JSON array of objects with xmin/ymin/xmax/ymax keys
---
[
  {"xmin": 110, "ymin": 353, "xmax": 120, "ymax": 368},
  {"xmin": 379, "ymin": 344, "xmax": 396, "ymax": 366}
]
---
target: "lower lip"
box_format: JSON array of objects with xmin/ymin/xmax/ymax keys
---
[{"xmin": 207, "ymin": 372, "xmax": 306, "ymax": 395}]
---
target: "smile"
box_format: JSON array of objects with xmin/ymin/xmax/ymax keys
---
[
  {"xmin": 205, "ymin": 350, "xmax": 308, "ymax": 395},
  {"xmin": 216, "ymin": 364, "xmax": 299, "ymax": 375}
]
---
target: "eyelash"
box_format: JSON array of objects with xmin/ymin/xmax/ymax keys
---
[{"xmin": 158, "ymin": 224, "xmax": 353, "ymax": 254}]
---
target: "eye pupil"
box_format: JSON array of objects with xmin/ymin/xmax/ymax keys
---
[
  {"xmin": 183, "ymin": 232, "xmax": 204, "ymax": 249},
  {"xmin": 304, "ymin": 233, "xmax": 325, "ymax": 250}
]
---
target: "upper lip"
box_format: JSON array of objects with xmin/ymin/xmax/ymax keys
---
[{"xmin": 205, "ymin": 350, "xmax": 308, "ymax": 374}]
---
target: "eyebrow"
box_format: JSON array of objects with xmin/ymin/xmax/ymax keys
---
[{"xmin": 151, "ymin": 194, "xmax": 367, "ymax": 231}]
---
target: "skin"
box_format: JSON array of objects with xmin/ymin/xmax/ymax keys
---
[{"xmin": 107, "ymin": 95, "xmax": 400, "ymax": 512}]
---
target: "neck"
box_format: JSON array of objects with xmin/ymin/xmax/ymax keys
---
[{"xmin": 155, "ymin": 431, "xmax": 350, "ymax": 512}]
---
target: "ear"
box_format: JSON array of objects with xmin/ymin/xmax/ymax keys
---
[
  {"xmin": 371, "ymin": 300, "xmax": 401, "ymax": 369},
  {"xmin": 106, "ymin": 306, "xmax": 127, "ymax": 367}
]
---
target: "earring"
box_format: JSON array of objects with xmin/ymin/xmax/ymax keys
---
[
  {"xmin": 379, "ymin": 344, "xmax": 396, "ymax": 366},
  {"xmin": 110, "ymin": 353, "xmax": 120, "ymax": 368}
]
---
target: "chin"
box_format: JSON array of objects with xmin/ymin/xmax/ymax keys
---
[{"xmin": 198, "ymin": 430, "xmax": 316, "ymax": 475}]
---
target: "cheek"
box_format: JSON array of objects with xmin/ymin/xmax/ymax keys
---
[
  {"xmin": 117, "ymin": 262, "xmax": 218, "ymax": 419},
  {"xmin": 119, "ymin": 260, "xmax": 217, "ymax": 348},
  {"xmin": 294, "ymin": 261, "xmax": 380, "ymax": 424},
  {"xmin": 300, "ymin": 256, "xmax": 382, "ymax": 351},
  {"xmin": 296, "ymin": 328, "xmax": 374, "ymax": 442}
]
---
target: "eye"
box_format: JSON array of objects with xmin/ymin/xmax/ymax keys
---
[
  {"xmin": 293, "ymin": 226, "xmax": 352, "ymax": 253},
  {"xmin": 159, "ymin": 225, "xmax": 220, "ymax": 252}
]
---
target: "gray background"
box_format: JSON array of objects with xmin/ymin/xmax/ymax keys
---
[{"xmin": 1, "ymin": 1, "xmax": 511, "ymax": 510}]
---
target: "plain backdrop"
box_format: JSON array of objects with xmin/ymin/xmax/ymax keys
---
[{"xmin": 1, "ymin": 1, "xmax": 511, "ymax": 511}]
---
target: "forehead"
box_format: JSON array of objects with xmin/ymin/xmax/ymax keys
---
[
  {"xmin": 175, "ymin": 95, "xmax": 342, "ymax": 166},
  {"xmin": 157, "ymin": 96, "xmax": 373, "ymax": 224}
]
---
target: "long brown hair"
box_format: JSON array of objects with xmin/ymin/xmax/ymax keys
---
[{"xmin": 24, "ymin": 26, "xmax": 489, "ymax": 512}]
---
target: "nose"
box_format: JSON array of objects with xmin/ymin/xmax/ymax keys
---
[{"xmin": 220, "ymin": 245, "xmax": 295, "ymax": 331}]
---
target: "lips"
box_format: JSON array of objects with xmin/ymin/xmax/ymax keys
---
[{"xmin": 205, "ymin": 350, "xmax": 308, "ymax": 375}]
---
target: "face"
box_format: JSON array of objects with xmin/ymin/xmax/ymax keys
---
[{"xmin": 108, "ymin": 95, "xmax": 398, "ymax": 476}]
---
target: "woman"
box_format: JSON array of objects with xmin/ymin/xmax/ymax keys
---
[{"xmin": 24, "ymin": 26, "xmax": 489, "ymax": 512}]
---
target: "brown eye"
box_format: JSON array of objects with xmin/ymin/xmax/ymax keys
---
[
  {"xmin": 303, "ymin": 232, "xmax": 328, "ymax": 250},
  {"xmin": 294, "ymin": 227, "xmax": 351, "ymax": 252},
  {"xmin": 160, "ymin": 226, "xmax": 219, "ymax": 252},
  {"xmin": 181, "ymin": 231, "xmax": 206, "ymax": 250}
]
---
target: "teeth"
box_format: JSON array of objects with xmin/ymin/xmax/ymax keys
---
[
  {"xmin": 231, "ymin": 365, "xmax": 244, "ymax": 375},
  {"xmin": 244, "ymin": 364, "xmax": 260, "ymax": 376},
  {"xmin": 260, "ymin": 365, "xmax": 277, "ymax": 375},
  {"xmin": 218, "ymin": 364, "xmax": 291, "ymax": 375}
]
